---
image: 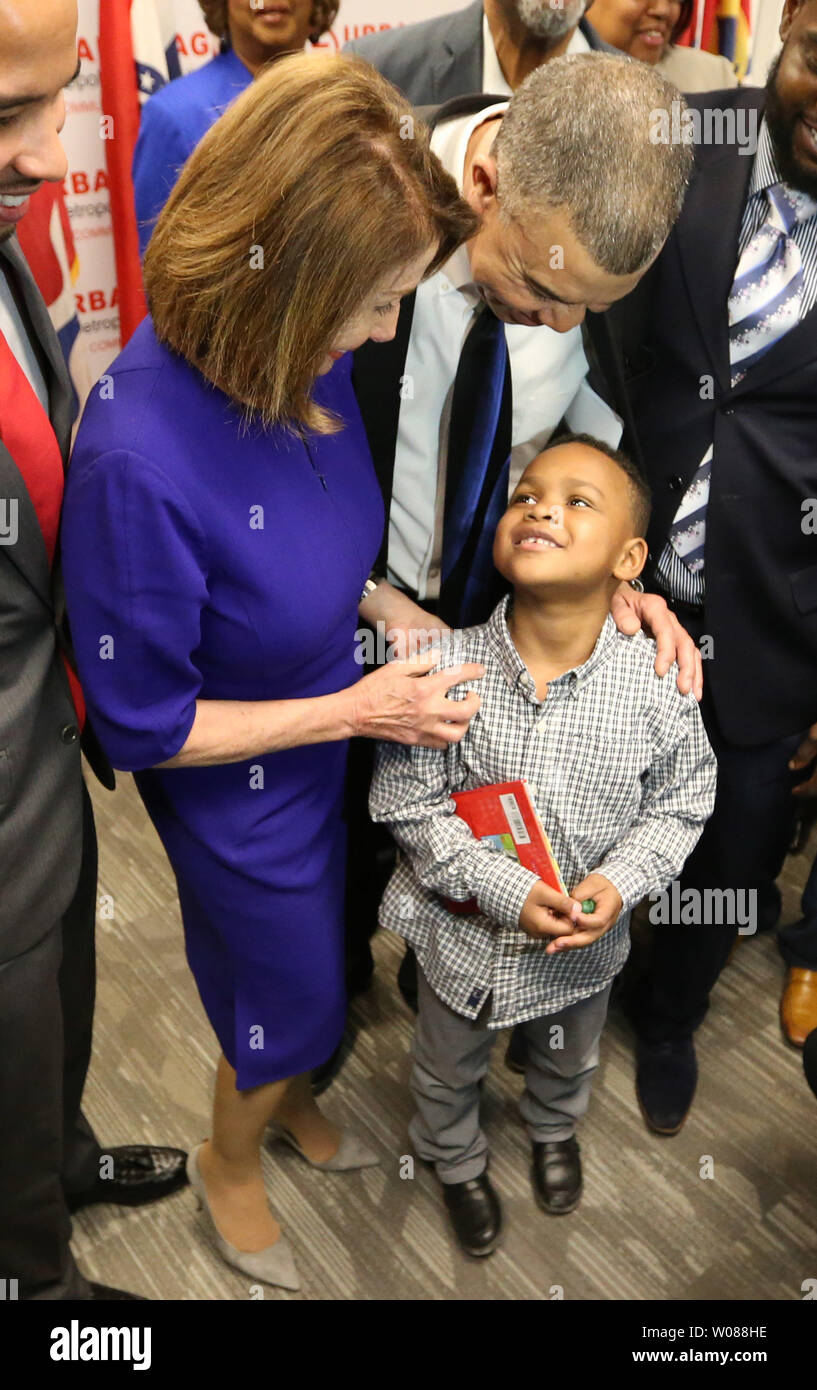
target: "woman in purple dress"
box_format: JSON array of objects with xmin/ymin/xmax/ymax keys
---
[{"xmin": 62, "ymin": 55, "xmax": 480, "ymax": 1292}]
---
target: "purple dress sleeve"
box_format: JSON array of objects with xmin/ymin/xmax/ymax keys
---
[{"xmin": 62, "ymin": 449, "xmax": 210, "ymax": 771}]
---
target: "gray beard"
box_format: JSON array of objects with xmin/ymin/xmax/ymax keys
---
[{"xmin": 514, "ymin": 0, "xmax": 587, "ymax": 41}]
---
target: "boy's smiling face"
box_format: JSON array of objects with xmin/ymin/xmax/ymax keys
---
[{"xmin": 493, "ymin": 442, "xmax": 648, "ymax": 598}]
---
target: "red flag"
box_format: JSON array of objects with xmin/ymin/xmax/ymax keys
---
[{"xmin": 98, "ymin": 0, "xmax": 147, "ymax": 346}]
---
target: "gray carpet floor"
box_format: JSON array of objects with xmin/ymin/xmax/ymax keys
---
[{"xmin": 72, "ymin": 768, "xmax": 817, "ymax": 1301}]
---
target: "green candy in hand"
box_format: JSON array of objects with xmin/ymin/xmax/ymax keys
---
[{"xmin": 580, "ymin": 899, "xmax": 596, "ymax": 915}]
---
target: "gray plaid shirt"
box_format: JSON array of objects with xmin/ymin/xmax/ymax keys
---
[{"xmin": 370, "ymin": 597, "xmax": 716, "ymax": 1027}]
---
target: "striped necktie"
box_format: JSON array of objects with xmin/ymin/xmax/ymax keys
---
[
  {"xmin": 728, "ymin": 182, "xmax": 817, "ymax": 385},
  {"xmin": 667, "ymin": 181, "xmax": 817, "ymax": 579}
]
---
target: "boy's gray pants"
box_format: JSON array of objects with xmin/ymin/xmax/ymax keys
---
[{"xmin": 409, "ymin": 962, "xmax": 613, "ymax": 1185}]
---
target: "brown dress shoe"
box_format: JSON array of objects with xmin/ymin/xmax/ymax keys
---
[{"xmin": 780, "ymin": 968, "xmax": 817, "ymax": 1049}]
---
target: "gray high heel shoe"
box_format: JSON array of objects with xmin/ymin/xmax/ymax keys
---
[
  {"xmin": 267, "ymin": 1122, "xmax": 380, "ymax": 1172},
  {"xmin": 186, "ymin": 1144, "xmax": 300, "ymax": 1291}
]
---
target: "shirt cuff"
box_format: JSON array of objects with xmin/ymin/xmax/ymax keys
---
[
  {"xmin": 593, "ymin": 858, "xmax": 649, "ymax": 915},
  {"xmin": 474, "ymin": 855, "xmax": 541, "ymax": 930}
]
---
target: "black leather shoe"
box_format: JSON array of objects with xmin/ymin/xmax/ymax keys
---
[
  {"xmin": 67, "ymin": 1145, "xmax": 188, "ymax": 1213},
  {"xmin": 442, "ymin": 1171, "xmax": 502, "ymax": 1257},
  {"xmin": 89, "ymin": 1283, "xmax": 148, "ymax": 1300},
  {"xmin": 531, "ymin": 1137, "xmax": 582, "ymax": 1214},
  {"xmin": 504, "ymin": 1026, "xmax": 527, "ymax": 1075},
  {"xmin": 636, "ymin": 1036, "xmax": 697, "ymax": 1135}
]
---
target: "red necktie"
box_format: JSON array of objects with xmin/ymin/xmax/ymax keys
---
[{"xmin": 0, "ymin": 330, "xmax": 85, "ymax": 727}]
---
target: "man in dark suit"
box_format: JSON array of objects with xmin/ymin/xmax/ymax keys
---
[
  {"xmin": 0, "ymin": 0, "xmax": 186, "ymax": 1301},
  {"xmin": 617, "ymin": 0, "xmax": 817, "ymax": 1133},
  {"xmin": 344, "ymin": 0, "xmax": 615, "ymax": 104},
  {"xmin": 341, "ymin": 54, "xmax": 702, "ymax": 1089}
]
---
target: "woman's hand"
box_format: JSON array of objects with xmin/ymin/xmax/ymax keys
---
[
  {"xmin": 351, "ymin": 652, "xmax": 484, "ymax": 748},
  {"xmin": 611, "ymin": 583, "xmax": 703, "ymax": 700}
]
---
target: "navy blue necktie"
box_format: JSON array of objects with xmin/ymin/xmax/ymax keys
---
[{"xmin": 440, "ymin": 303, "xmax": 512, "ymax": 628}]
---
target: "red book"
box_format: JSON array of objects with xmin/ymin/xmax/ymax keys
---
[{"xmin": 443, "ymin": 780, "xmax": 567, "ymax": 915}]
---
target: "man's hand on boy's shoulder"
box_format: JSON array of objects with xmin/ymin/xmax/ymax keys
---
[
  {"xmin": 518, "ymin": 874, "xmax": 623, "ymax": 954},
  {"xmin": 610, "ymin": 584, "xmax": 703, "ymax": 702}
]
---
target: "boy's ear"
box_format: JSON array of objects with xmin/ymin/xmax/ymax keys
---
[{"xmin": 612, "ymin": 536, "xmax": 648, "ymax": 584}]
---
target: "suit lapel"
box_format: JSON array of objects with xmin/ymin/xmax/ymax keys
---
[
  {"xmin": 352, "ymin": 290, "xmax": 417, "ymax": 568},
  {"xmin": 674, "ymin": 147, "xmax": 754, "ymax": 391},
  {"xmin": 673, "ymin": 93, "xmax": 764, "ymax": 392},
  {"xmin": 0, "ymin": 236, "xmax": 68, "ymax": 609},
  {"xmin": 431, "ymin": 0, "xmax": 483, "ymax": 103},
  {"xmin": 0, "ymin": 237, "xmax": 72, "ymax": 467},
  {"xmin": 0, "ymin": 442, "xmax": 53, "ymax": 608},
  {"xmin": 584, "ymin": 311, "xmax": 644, "ymax": 471}
]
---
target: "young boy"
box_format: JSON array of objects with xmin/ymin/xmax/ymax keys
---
[{"xmin": 369, "ymin": 434, "xmax": 716, "ymax": 1258}]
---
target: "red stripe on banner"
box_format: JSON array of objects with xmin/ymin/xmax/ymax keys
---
[{"xmin": 98, "ymin": 0, "xmax": 147, "ymax": 346}]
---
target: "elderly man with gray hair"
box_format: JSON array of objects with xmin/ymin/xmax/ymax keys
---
[
  {"xmin": 344, "ymin": 0, "xmax": 617, "ymax": 104},
  {"xmin": 342, "ymin": 54, "xmax": 703, "ymax": 1121}
]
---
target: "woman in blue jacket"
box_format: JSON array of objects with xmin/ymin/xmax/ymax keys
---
[
  {"xmin": 133, "ymin": 0, "xmax": 339, "ymax": 256},
  {"xmin": 63, "ymin": 54, "xmax": 478, "ymax": 1292}
]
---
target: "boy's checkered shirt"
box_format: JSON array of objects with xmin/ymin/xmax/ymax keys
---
[{"xmin": 370, "ymin": 596, "xmax": 717, "ymax": 1028}]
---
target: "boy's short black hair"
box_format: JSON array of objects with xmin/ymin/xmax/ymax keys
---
[{"xmin": 544, "ymin": 432, "xmax": 652, "ymax": 539}]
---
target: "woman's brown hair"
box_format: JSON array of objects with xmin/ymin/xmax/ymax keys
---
[
  {"xmin": 199, "ymin": 1, "xmax": 340, "ymax": 46},
  {"xmin": 144, "ymin": 53, "xmax": 477, "ymax": 432}
]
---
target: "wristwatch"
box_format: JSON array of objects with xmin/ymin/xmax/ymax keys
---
[{"xmin": 360, "ymin": 571, "xmax": 383, "ymax": 603}]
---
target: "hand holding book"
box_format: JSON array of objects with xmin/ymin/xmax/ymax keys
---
[{"xmin": 442, "ymin": 780, "xmax": 615, "ymax": 948}]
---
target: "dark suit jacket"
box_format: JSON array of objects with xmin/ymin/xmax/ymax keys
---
[
  {"xmin": 344, "ymin": 0, "xmax": 615, "ymax": 106},
  {"xmin": 617, "ymin": 87, "xmax": 817, "ymax": 746},
  {"xmin": 353, "ymin": 91, "xmax": 644, "ymax": 579},
  {"xmin": 0, "ymin": 237, "xmax": 112, "ymax": 961}
]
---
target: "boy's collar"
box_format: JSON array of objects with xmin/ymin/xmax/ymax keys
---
[{"xmin": 486, "ymin": 594, "xmax": 620, "ymax": 702}]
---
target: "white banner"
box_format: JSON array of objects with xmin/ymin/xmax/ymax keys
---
[{"xmin": 61, "ymin": 0, "xmax": 462, "ymax": 379}]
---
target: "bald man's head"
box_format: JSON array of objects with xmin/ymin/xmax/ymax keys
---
[{"xmin": 0, "ymin": 0, "xmax": 78, "ymax": 242}]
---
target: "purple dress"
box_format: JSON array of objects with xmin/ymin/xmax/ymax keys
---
[{"xmin": 62, "ymin": 319, "xmax": 384, "ymax": 1087}]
